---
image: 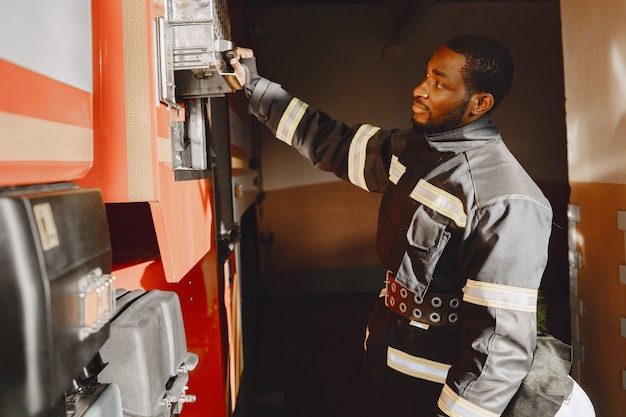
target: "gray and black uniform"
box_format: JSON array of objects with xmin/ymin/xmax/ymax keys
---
[{"xmin": 241, "ymin": 59, "xmax": 583, "ymax": 416}]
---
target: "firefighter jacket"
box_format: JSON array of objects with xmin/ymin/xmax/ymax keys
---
[{"xmin": 246, "ymin": 76, "xmax": 553, "ymax": 416}]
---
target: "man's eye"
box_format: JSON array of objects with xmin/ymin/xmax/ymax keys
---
[{"xmin": 435, "ymin": 80, "xmax": 444, "ymax": 89}]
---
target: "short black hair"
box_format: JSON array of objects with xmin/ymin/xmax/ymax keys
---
[{"xmin": 446, "ymin": 35, "xmax": 514, "ymax": 110}]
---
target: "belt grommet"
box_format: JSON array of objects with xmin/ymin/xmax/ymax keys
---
[
  {"xmin": 391, "ymin": 283, "xmax": 397, "ymax": 292},
  {"xmin": 429, "ymin": 312, "xmax": 441, "ymax": 323},
  {"xmin": 400, "ymin": 288, "xmax": 408, "ymax": 299},
  {"xmin": 399, "ymin": 303, "xmax": 407, "ymax": 313},
  {"xmin": 389, "ymin": 296, "xmax": 396, "ymax": 306},
  {"xmin": 449, "ymin": 298, "xmax": 460, "ymax": 309},
  {"xmin": 448, "ymin": 313, "xmax": 459, "ymax": 323},
  {"xmin": 412, "ymin": 308, "xmax": 422, "ymax": 319},
  {"xmin": 414, "ymin": 294, "xmax": 423, "ymax": 304},
  {"xmin": 431, "ymin": 296, "xmax": 442, "ymax": 308}
]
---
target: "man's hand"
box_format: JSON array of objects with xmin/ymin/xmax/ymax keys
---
[
  {"xmin": 229, "ymin": 47, "xmax": 260, "ymax": 98},
  {"xmin": 230, "ymin": 47, "xmax": 255, "ymax": 87}
]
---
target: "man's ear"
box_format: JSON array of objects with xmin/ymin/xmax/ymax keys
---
[{"xmin": 471, "ymin": 93, "xmax": 494, "ymax": 115}]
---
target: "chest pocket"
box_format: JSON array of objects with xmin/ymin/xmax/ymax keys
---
[
  {"xmin": 397, "ymin": 206, "xmax": 451, "ymax": 295},
  {"xmin": 396, "ymin": 180, "xmax": 465, "ymax": 296}
]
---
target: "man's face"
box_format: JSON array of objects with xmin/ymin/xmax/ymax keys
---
[{"xmin": 411, "ymin": 45, "xmax": 475, "ymax": 134}]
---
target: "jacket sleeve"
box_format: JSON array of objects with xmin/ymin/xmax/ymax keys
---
[
  {"xmin": 436, "ymin": 198, "xmax": 553, "ymax": 416},
  {"xmin": 247, "ymin": 77, "xmax": 402, "ymax": 193}
]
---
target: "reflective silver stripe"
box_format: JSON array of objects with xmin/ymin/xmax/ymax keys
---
[
  {"xmin": 387, "ymin": 346, "xmax": 450, "ymax": 384},
  {"xmin": 410, "ymin": 179, "xmax": 467, "ymax": 227},
  {"xmin": 348, "ymin": 124, "xmax": 380, "ymax": 191},
  {"xmin": 463, "ymin": 279, "xmax": 537, "ymax": 313},
  {"xmin": 409, "ymin": 320, "xmax": 430, "ymax": 330},
  {"xmin": 438, "ymin": 384, "xmax": 500, "ymax": 417},
  {"xmin": 276, "ymin": 97, "xmax": 309, "ymax": 146},
  {"xmin": 389, "ymin": 155, "xmax": 406, "ymax": 185}
]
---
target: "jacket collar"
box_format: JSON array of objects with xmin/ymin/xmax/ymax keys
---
[{"xmin": 423, "ymin": 116, "xmax": 501, "ymax": 153}]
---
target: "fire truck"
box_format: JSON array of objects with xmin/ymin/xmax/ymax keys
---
[{"xmin": 0, "ymin": 1, "xmax": 259, "ymax": 416}]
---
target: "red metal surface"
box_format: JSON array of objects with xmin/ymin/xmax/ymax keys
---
[
  {"xmin": 78, "ymin": 0, "xmax": 130, "ymax": 201},
  {"xmin": 79, "ymin": 0, "xmax": 214, "ymax": 282}
]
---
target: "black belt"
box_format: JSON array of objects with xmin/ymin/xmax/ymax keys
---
[{"xmin": 384, "ymin": 271, "xmax": 462, "ymax": 327}]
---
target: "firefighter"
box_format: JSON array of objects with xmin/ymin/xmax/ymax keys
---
[{"xmin": 230, "ymin": 36, "xmax": 595, "ymax": 417}]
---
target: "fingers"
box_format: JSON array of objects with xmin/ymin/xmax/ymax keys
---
[
  {"xmin": 229, "ymin": 56, "xmax": 247, "ymax": 87},
  {"xmin": 236, "ymin": 46, "xmax": 254, "ymax": 59},
  {"xmin": 229, "ymin": 46, "xmax": 254, "ymax": 66},
  {"xmin": 227, "ymin": 46, "xmax": 254, "ymax": 88}
]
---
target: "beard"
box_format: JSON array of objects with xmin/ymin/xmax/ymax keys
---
[{"xmin": 411, "ymin": 97, "xmax": 472, "ymax": 135}]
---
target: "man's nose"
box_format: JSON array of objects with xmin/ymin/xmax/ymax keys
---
[{"xmin": 413, "ymin": 85, "xmax": 429, "ymax": 99}]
